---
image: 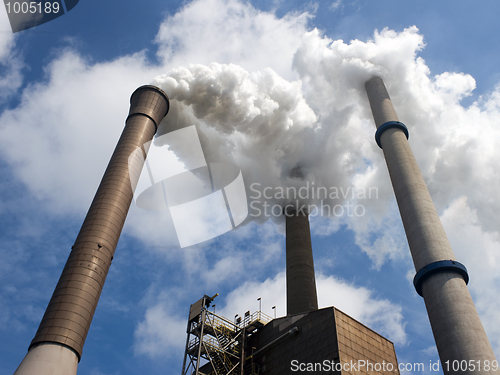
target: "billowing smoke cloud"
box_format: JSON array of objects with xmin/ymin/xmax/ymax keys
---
[
  {"xmin": 152, "ymin": 63, "xmax": 329, "ymax": 224},
  {"xmin": 148, "ymin": 25, "xmax": 500, "ymax": 272},
  {"xmin": 144, "ymin": 27, "xmax": 423, "ymax": 247},
  {"xmin": 150, "ymin": 60, "xmax": 379, "ymax": 231}
]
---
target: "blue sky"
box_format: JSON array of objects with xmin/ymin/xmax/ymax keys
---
[{"xmin": 1, "ymin": 1, "xmax": 500, "ymax": 374}]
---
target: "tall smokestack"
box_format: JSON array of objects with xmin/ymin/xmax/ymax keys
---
[
  {"xmin": 285, "ymin": 207, "xmax": 318, "ymax": 315},
  {"xmin": 13, "ymin": 85, "xmax": 169, "ymax": 375},
  {"xmin": 365, "ymin": 76, "xmax": 497, "ymax": 373}
]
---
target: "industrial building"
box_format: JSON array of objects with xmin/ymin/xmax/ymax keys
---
[{"xmin": 181, "ymin": 294, "xmax": 399, "ymax": 375}]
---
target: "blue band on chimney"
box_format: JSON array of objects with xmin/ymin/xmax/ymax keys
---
[
  {"xmin": 413, "ymin": 260, "xmax": 469, "ymax": 297},
  {"xmin": 375, "ymin": 121, "xmax": 409, "ymax": 148}
]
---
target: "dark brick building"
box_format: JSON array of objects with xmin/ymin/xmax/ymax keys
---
[{"xmin": 247, "ymin": 306, "xmax": 399, "ymax": 375}]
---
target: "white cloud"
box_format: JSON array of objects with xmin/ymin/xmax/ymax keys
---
[
  {"xmin": 0, "ymin": 50, "xmax": 160, "ymax": 214},
  {"xmin": 181, "ymin": 221, "xmax": 283, "ymax": 285},
  {"xmin": 316, "ymin": 274, "xmax": 406, "ymax": 345},
  {"xmin": 155, "ymin": 0, "xmax": 311, "ymax": 80},
  {"xmin": 351, "ymin": 200, "xmax": 408, "ymax": 268},
  {"xmin": 134, "ymin": 303, "xmax": 187, "ymax": 358},
  {"xmin": 217, "ymin": 272, "xmax": 406, "ymax": 345},
  {"xmin": 218, "ymin": 272, "xmax": 287, "ymax": 319}
]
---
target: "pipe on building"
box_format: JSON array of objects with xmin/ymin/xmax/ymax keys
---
[
  {"xmin": 365, "ymin": 76, "xmax": 498, "ymax": 374},
  {"xmin": 247, "ymin": 327, "xmax": 299, "ymax": 359},
  {"xmin": 285, "ymin": 207, "xmax": 318, "ymax": 315},
  {"xmin": 14, "ymin": 85, "xmax": 169, "ymax": 375}
]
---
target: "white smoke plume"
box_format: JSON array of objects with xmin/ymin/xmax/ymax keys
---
[
  {"xmin": 152, "ymin": 63, "xmax": 325, "ymax": 224},
  {"xmin": 148, "ymin": 25, "xmax": 500, "ymax": 271},
  {"xmin": 147, "ymin": 27, "xmax": 420, "ymax": 242}
]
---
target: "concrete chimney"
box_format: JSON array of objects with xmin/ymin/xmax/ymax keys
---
[
  {"xmin": 285, "ymin": 207, "xmax": 318, "ymax": 315},
  {"xmin": 13, "ymin": 85, "xmax": 169, "ymax": 375},
  {"xmin": 365, "ymin": 76, "xmax": 498, "ymax": 374}
]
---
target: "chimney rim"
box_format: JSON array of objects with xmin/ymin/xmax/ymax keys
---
[{"xmin": 131, "ymin": 84, "xmax": 170, "ymax": 105}]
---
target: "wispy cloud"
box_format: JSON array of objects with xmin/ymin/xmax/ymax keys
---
[
  {"xmin": 330, "ymin": 0, "xmax": 343, "ymax": 11},
  {"xmin": 134, "ymin": 302, "xmax": 186, "ymax": 358}
]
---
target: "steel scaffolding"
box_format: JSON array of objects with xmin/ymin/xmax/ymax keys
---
[{"xmin": 181, "ymin": 295, "xmax": 271, "ymax": 375}]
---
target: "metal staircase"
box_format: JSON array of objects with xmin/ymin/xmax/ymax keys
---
[{"xmin": 180, "ymin": 295, "xmax": 271, "ymax": 375}]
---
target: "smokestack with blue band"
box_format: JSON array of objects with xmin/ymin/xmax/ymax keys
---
[
  {"xmin": 13, "ymin": 85, "xmax": 169, "ymax": 375},
  {"xmin": 365, "ymin": 76, "xmax": 497, "ymax": 374}
]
